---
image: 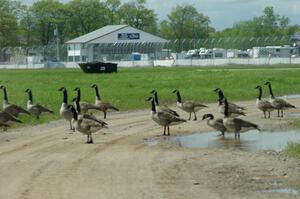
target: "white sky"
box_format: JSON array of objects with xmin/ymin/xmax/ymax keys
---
[{"xmin": 23, "ymin": 0, "xmax": 300, "ymax": 30}]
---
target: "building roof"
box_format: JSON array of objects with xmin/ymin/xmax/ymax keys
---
[
  {"xmin": 66, "ymin": 24, "xmax": 167, "ymax": 44},
  {"xmin": 66, "ymin": 25, "xmax": 128, "ymax": 44}
]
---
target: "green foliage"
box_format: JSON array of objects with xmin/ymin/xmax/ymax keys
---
[
  {"xmin": 214, "ymin": 6, "xmax": 300, "ymax": 38},
  {"xmin": 117, "ymin": 0, "xmax": 157, "ymax": 34},
  {"xmin": 159, "ymin": 4, "xmax": 213, "ymax": 40},
  {"xmin": 0, "ymin": 66, "xmax": 300, "ymax": 126},
  {"xmin": 283, "ymin": 142, "xmax": 300, "ymax": 158},
  {"xmin": 0, "ymin": 0, "xmax": 20, "ymax": 46}
]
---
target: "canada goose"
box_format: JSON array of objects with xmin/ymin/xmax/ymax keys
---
[
  {"xmin": 0, "ymin": 111, "xmax": 22, "ymax": 131},
  {"xmin": 25, "ymin": 88, "xmax": 53, "ymax": 119},
  {"xmin": 91, "ymin": 84, "xmax": 119, "ymax": 119},
  {"xmin": 214, "ymin": 88, "xmax": 246, "ymax": 117},
  {"xmin": 222, "ymin": 98, "xmax": 260, "ymax": 140},
  {"xmin": 72, "ymin": 97, "xmax": 108, "ymax": 125},
  {"xmin": 202, "ymin": 113, "xmax": 226, "ymax": 137},
  {"xmin": 58, "ymin": 87, "xmax": 74, "ymax": 131},
  {"xmin": 214, "ymin": 88, "xmax": 246, "ymax": 110},
  {"xmin": 0, "ymin": 85, "xmax": 30, "ymax": 117},
  {"xmin": 74, "ymin": 87, "xmax": 101, "ymax": 113},
  {"xmin": 150, "ymin": 90, "xmax": 179, "ymax": 117},
  {"xmin": 264, "ymin": 82, "xmax": 296, "ymax": 117},
  {"xmin": 255, "ymin": 86, "xmax": 275, "ymax": 118},
  {"xmin": 147, "ymin": 97, "xmax": 186, "ymax": 136},
  {"xmin": 172, "ymin": 89, "xmax": 207, "ymax": 120},
  {"xmin": 70, "ymin": 105, "xmax": 107, "ymax": 144}
]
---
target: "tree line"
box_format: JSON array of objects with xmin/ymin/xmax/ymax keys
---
[{"xmin": 0, "ymin": 0, "xmax": 299, "ymax": 48}]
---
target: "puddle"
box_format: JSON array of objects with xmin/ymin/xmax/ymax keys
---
[
  {"xmin": 289, "ymin": 113, "xmax": 300, "ymax": 118},
  {"xmin": 279, "ymin": 94, "xmax": 300, "ymax": 100},
  {"xmin": 145, "ymin": 130, "xmax": 300, "ymax": 152},
  {"xmin": 264, "ymin": 188, "xmax": 298, "ymax": 195}
]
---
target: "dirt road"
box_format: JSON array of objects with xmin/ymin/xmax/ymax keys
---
[{"xmin": 0, "ymin": 99, "xmax": 300, "ymax": 199}]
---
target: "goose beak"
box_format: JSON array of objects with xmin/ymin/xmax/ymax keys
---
[
  {"xmin": 213, "ymin": 88, "xmax": 219, "ymax": 92},
  {"xmin": 72, "ymin": 97, "xmax": 77, "ymax": 102},
  {"xmin": 150, "ymin": 90, "xmax": 156, "ymax": 94}
]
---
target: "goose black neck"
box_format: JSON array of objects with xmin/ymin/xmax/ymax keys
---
[
  {"xmin": 224, "ymin": 99, "xmax": 229, "ymax": 117},
  {"xmin": 218, "ymin": 90, "xmax": 225, "ymax": 100},
  {"xmin": 94, "ymin": 86, "xmax": 101, "ymax": 100},
  {"xmin": 28, "ymin": 90, "xmax": 33, "ymax": 101},
  {"xmin": 71, "ymin": 106, "xmax": 78, "ymax": 120},
  {"xmin": 176, "ymin": 92, "xmax": 181, "ymax": 103},
  {"xmin": 62, "ymin": 89, "xmax": 68, "ymax": 103},
  {"xmin": 154, "ymin": 92, "xmax": 159, "ymax": 105},
  {"xmin": 151, "ymin": 99, "xmax": 156, "ymax": 112},
  {"xmin": 257, "ymin": 87, "xmax": 262, "ymax": 100},
  {"xmin": 268, "ymin": 84, "xmax": 274, "ymax": 98},
  {"xmin": 75, "ymin": 99, "xmax": 81, "ymax": 113},
  {"xmin": 3, "ymin": 87, "xmax": 8, "ymax": 101}
]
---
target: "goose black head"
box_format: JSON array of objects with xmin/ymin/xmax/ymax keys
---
[
  {"xmin": 71, "ymin": 97, "xmax": 78, "ymax": 102},
  {"xmin": 202, "ymin": 114, "xmax": 214, "ymax": 120},
  {"xmin": 0, "ymin": 85, "xmax": 5, "ymax": 89},
  {"xmin": 91, "ymin": 84, "xmax": 98, "ymax": 88},
  {"xmin": 74, "ymin": 87, "xmax": 80, "ymax": 91},
  {"xmin": 58, "ymin": 87, "xmax": 65, "ymax": 92},
  {"xmin": 150, "ymin": 90, "xmax": 157, "ymax": 94},
  {"xmin": 25, "ymin": 88, "xmax": 31, "ymax": 93},
  {"xmin": 214, "ymin": 88, "xmax": 220, "ymax": 92},
  {"xmin": 255, "ymin": 85, "xmax": 261, "ymax": 89},
  {"xmin": 146, "ymin": 97, "xmax": 153, "ymax": 101},
  {"xmin": 172, "ymin": 89, "xmax": 179, "ymax": 93},
  {"xmin": 264, "ymin": 81, "xmax": 271, "ymax": 85}
]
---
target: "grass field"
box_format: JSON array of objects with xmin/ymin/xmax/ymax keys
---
[{"xmin": 0, "ymin": 65, "xmax": 300, "ymax": 125}]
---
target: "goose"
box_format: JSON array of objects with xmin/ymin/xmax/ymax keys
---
[
  {"xmin": 74, "ymin": 87, "xmax": 101, "ymax": 113},
  {"xmin": 264, "ymin": 82, "xmax": 296, "ymax": 117},
  {"xmin": 214, "ymin": 88, "xmax": 246, "ymax": 117},
  {"xmin": 25, "ymin": 88, "xmax": 53, "ymax": 119},
  {"xmin": 255, "ymin": 86, "xmax": 275, "ymax": 118},
  {"xmin": 70, "ymin": 104, "xmax": 108, "ymax": 144},
  {"xmin": 91, "ymin": 84, "xmax": 119, "ymax": 119},
  {"xmin": 214, "ymin": 88, "xmax": 246, "ymax": 110},
  {"xmin": 172, "ymin": 89, "xmax": 207, "ymax": 120},
  {"xmin": 150, "ymin": 90, "xmax": 179, "ymax": 117},
  {"xmin": 72, "ymin": 97, "xmax": 108, "ymax": 125},
  {"xmin": 58, "ymin": 87, "xmax": 74, "ymax": 131},
  {"xmin": 202, "ymin": 113, "xmax": 226, "ymax": 137},
  {"xmin": 222, "ymin": 98, "xmax": 260, "ymax": 140},
  {"xmin": 0, "ymin": 85, "xmax": 30, "ymax": 117},
  {"xmin": 0, "ymin": 111, "xmax": 22, "ymax": 131},
  {"xmin": 147, "ymin": 97, "xmax": 186, "ymax": 136}
]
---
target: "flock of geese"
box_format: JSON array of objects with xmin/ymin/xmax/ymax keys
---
[
  {"xmin": 0, "ymin": 81, "xmax": 296, "ymax": 143},
  {"xmin": 148, "ymin": 81, "xmax": 296, "ymax": 140}
]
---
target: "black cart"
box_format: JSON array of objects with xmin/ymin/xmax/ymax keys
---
[{"xmin": 79, "ymin": 61, "xmax": 118, "ymax": 73}]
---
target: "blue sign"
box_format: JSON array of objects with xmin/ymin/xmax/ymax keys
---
[{"xmin": 118, "ymin": 33, "xmax": 140, "ymax": 40}]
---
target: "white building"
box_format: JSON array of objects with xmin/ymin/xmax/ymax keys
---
[{"xmin": 66, "ymin": 25, "xmax": 168, "ymax": 62}]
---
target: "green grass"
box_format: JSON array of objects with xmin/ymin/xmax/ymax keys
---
[
  {"xmin": 283, "ymin": 142, "xmax": 300, "ymax": 158},
  {"xmin": 0, "ymin": 65, "xmax": 300, "ymax": 125}
]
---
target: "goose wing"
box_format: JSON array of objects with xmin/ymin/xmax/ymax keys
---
[
  {"xmin": 273, "ymin": 98, "xmax": 296, "ymax": 109},
  {"xmin": 82, "ymin": 114, "xmax": 108, "ymax": 127},
  {"xmin": 158, "ymin": 105, "xmax": 180, "ymax": 117},
  {"xmin": 4, "ymin": 104, "xmax": 30, "ymax": 117},
  {"xmin": 257, "ymin": 100, "xmax": 275, "ymax": 111},
  {"xmin": 157, "ymin": 111, "xmax": 186, "ymax": 124},
  {"xmin": 31, "ymin": 104, "xmax": 53, "ymax": 114},
  {"xmin": 232, "ymin": 118, "xmax": 260, "ymax": 131},
  {"xmin": 211, "ymin": 118, "xmax": 227, "ymax": 132},
  {"xmin": 97, "ymin": 102, "xmax": 119, "ymax": 111},
  {"xmin": 0, "ymin": 111, "xmax": 22, "ymax": 123}
]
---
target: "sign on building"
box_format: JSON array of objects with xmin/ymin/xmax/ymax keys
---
[{"xmin": 118, "ymin": 33, "xmax": 140, "ymax": 40}]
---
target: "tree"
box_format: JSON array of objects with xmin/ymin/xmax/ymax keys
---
[
  {"xmin": 117, "ymin": 0, "xmax": 157, "ymax": 34},
  {"xmin": 65, "ymin": 0, "xmax": 110, "ymax": 39},
  {"xmin": 104, "ymin": 0, "xmax": 121, "ymax": 25},
  {"xmin": 159, "ymin": 4, "xmax": 213, "ymax": 40},
  {"xmin": 0, "ymin": 0, "xmax": 20, "ymax": 47},
  {"xmin": 30, "ymin": 0, "xmax": 66, "ymax": 45}
]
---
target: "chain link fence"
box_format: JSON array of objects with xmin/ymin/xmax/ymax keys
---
[{"xmin": 0, "ymin": 36, "xmax": 297, "ymax": 66}]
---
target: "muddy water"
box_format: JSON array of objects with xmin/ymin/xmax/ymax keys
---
[{"xmin": 145, "ymin": 130, "xmax": 300, "ymax": 152}]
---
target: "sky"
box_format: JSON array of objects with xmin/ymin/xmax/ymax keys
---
[{"xmin": 23, "ymin": 0, "xmax": 300, "ymax": 31}]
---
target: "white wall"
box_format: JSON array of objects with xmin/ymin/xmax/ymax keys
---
[{"xmin": 1, "ymin": 58, "xmax": 300, "ymax": 69}]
